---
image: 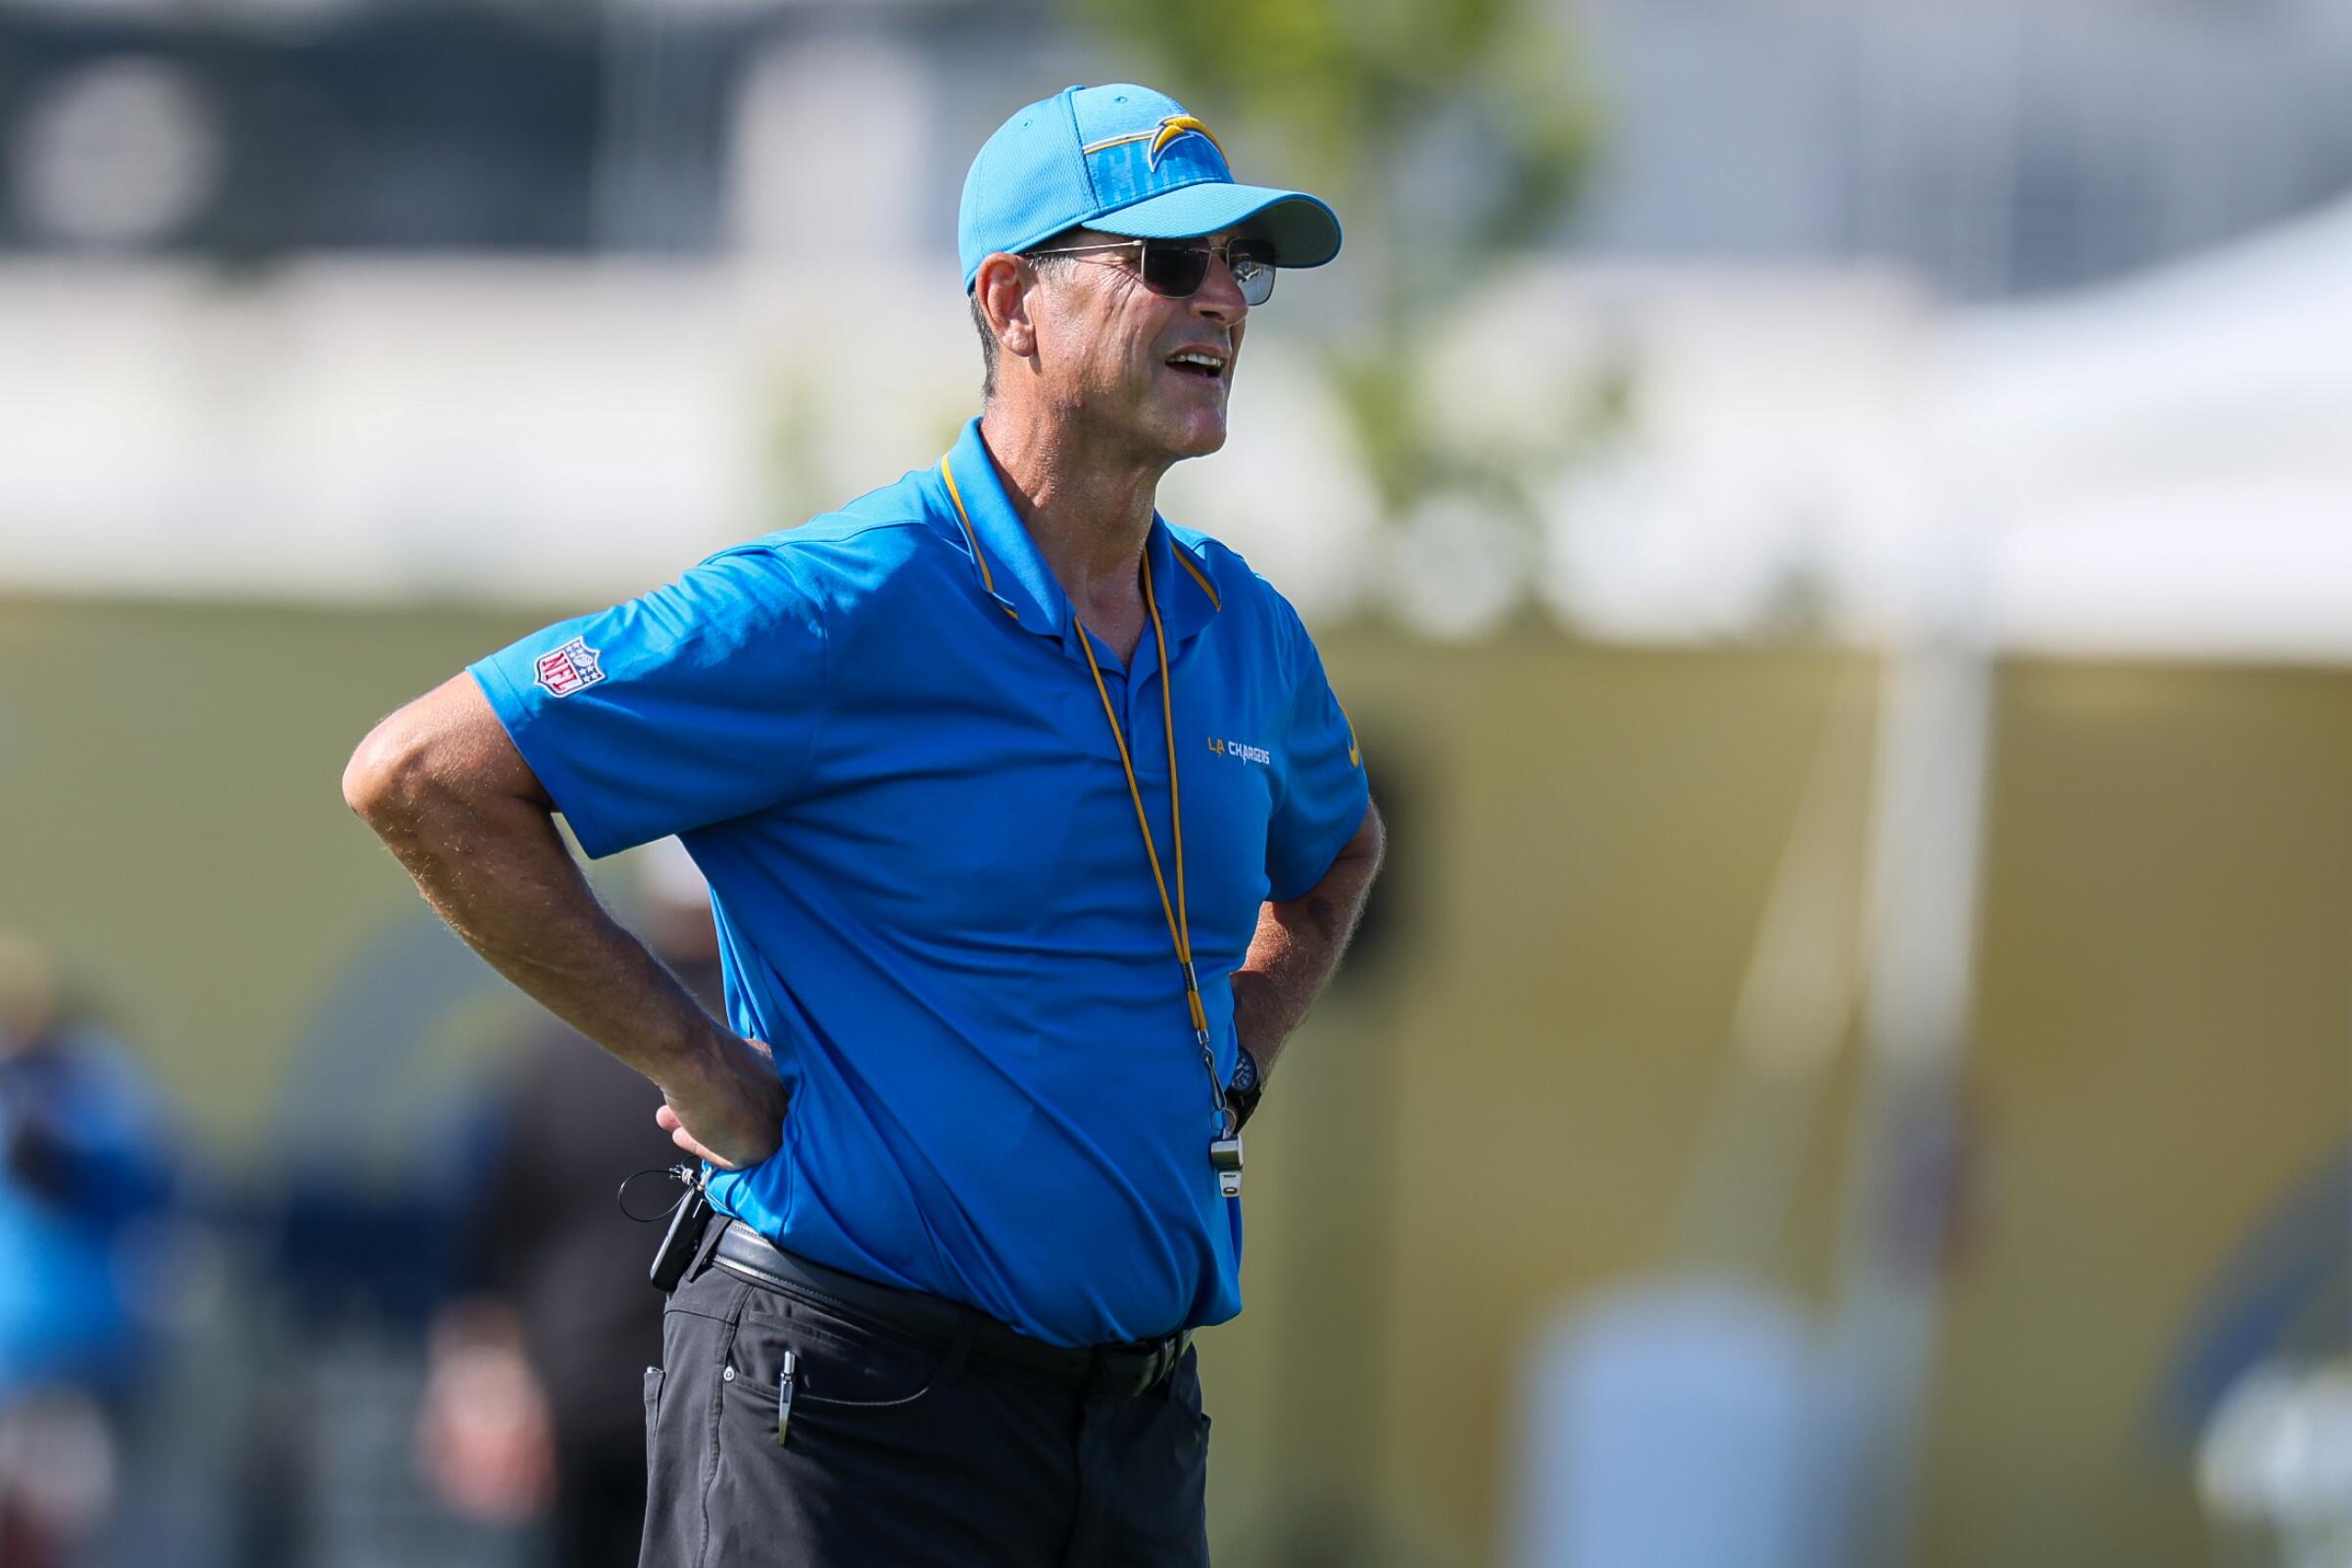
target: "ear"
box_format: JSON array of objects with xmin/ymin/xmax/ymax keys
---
[{"xmin": 974, "ymin": 253, "xmax": 1040, "ymax": 361}]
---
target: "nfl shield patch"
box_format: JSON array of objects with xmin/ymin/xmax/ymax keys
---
[{"xmin": 533, "ymin": 637, "xmax": 606, "ymax": 698}]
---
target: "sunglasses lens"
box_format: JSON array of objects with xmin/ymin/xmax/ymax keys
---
[
  {"xmin": 1231, "ymin": 243, "xmax": 1277, "ymax": 306},
  {"xmin": 1135, "ymin": 240, "xmax": 1279, "ymax": 304},
  {"xmin": 1140, "ymin": 242, "xmax": 1212, "ymax": 298}
]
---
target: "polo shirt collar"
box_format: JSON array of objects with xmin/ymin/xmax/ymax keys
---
[
  {"xmin": 1143, "ymin": 514, "xmax": 1221, "ymax": 646},
  {"xmin": 938, "ymin": 416, "xmax": 1221, "ymax": 649}
]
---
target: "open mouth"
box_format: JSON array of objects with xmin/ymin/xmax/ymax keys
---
[{"xmin": 1163, "ymin": 349, "xmax": 1228, "ymax": 382}]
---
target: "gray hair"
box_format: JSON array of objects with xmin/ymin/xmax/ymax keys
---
[{"xmin": 970, "ymin": 234, "xmax": 1082, "ymax": 401}]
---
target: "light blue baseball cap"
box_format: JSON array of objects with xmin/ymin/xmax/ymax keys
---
[{"xmin": 958, "ymin": 83, "xmax": 1342, "ymax": 291}]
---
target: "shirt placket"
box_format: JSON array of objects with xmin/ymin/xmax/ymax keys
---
[{"xmin": 1071, "ymin": 618, "xmax": 1179, "ymax": 915}]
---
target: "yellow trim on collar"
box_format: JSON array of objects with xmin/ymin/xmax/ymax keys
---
[
  {"xmin": 941, "ymin": 456, "xmax": 1019, "ymax": 619},
  {"xmin": 1172, "ymin": 549, "xmax": 1221, "ymax": 611}
]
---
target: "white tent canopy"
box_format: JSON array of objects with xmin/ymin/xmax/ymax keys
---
[
  {"xmin": 1925, "ymin": 193, "xmax": 2352, "ymax": 662},
  {"xmin": 1513, "ymin": 195, "xmax": 2352, "ymax": 662}
]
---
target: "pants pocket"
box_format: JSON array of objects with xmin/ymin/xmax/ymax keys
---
[
  {"xmin": 723, "ymin": 1302, "xmax": 950, "ymax": 1418},
  {"xmin": 1168, "ymin": 1342, "xmax": 1210, "ymax": 1443}
]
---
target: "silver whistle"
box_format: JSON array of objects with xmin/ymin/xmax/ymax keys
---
[{"xmin": 1209, "ymin": 1135, "xmax": 1244, "ymax": 1198}]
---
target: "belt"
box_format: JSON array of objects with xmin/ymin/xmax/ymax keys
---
[{"xmin": 710, "ymin": 1220, "xmax": 1191, "ymax": 1400}]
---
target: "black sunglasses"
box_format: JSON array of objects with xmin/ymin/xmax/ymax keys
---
[{"xmin": 1024, "ymin": 236, "xmax": 1279, "ymax": 306}]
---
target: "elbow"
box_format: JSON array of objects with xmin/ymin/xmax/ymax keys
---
[
  {"xmin": 1357, "ymin": 797, "xmax": 1388, "ymax": 875},
  {"xmin": 343, "ymin": 673, "xmax": 547, "ymax": 842},
  {"xmin": 341, "ymin": 710, "xmax": 438, "ymax": 834}
]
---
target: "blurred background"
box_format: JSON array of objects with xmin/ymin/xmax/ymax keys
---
[{"xmin": 2, "ymin": 0, "xmax": 2349, "ymax": 1564}]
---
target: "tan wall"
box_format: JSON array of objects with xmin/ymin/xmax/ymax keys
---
[{"xmin": 5, "ymin": 599, "xmax": 2345, "ymax": 1565}]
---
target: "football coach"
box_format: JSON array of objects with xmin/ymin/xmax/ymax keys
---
[{"xmin": 344, "ymin": 82, "xmax": 1384, "ymax": 1566}]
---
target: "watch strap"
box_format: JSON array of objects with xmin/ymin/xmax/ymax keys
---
[{"xmin": 1226, "ymin": 1045, "xmax": 1265, "ymax": 1130}]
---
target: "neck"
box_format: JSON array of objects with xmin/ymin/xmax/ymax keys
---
[{"xmin": 978, "ymin": 408, "xmax": 1164, "ymax": 624}]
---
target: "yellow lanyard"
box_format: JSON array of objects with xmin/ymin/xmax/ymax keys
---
[
  {"xmin": 941, "ymin": 451, "xmax": 1241, "ymax": 1191},
  {"xmin": 1074, "ymin": 558, "xmax": 1239, "ymax": 1149}
]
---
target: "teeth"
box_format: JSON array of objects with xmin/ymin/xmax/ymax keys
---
[{"xmin": 1170, "ymin": 352, "xmax": 1224, "ymax": 370}]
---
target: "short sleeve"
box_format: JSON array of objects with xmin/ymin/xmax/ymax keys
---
[
  {"xmin": 1264, "ymin": 606, "xmax": 1371, "ymax": 903},
  {"xmin": 468, "ymin": 547, "xmax": 828, "ymax": 858}
]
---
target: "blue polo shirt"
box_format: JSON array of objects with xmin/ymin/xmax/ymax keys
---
[{"xmin": 470, "ymin": 416, "xmax": 1369, "ymax": 1347}]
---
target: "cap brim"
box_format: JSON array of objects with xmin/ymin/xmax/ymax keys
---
[{"xmin": 1091, "ymin": 182, "xmax": 1342, "ymax": 269}]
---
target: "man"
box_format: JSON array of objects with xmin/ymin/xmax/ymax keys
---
[{"xmin": 344, "ymin": 81, "xmax": 1383, "ymax": 1567}]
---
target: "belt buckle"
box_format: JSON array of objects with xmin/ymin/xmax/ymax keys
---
[
  {"xmin": 1083, "ymin": 1341, "xmax": 1153, "ymax": 1400},
  {"xmin": 1083, "ymin": 1347, "xmax": 1126, "ymax": 1400},
  {"xmin": 1090, "ymin": 1332, "xmax": 1184, "ymax": 1399}
]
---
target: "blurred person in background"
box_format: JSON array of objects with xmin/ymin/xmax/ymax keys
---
[
  {"xmin": 345, "ymin": 82, "xmax": 1381, "ymax": 1567},
  {"xmin": 0, "ymin": 935, "xmax": 175, "ymax": 1568},
  {"xmin": 415, "ymin": 845, "xmax": 715, "ymax": 1568}
]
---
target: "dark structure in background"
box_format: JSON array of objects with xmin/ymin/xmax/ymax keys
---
[
  {"xmin": 8, "ymin": 0, "xmax": 2352, "ymax": 295},
  {"xmin": 0, "ymin": 3, "xmax": 742, "ymax": 259}
]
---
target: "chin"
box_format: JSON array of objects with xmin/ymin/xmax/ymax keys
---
[{"xmin": 1156, "ymin": 411, "xmax": 1230, "ymax": 461}]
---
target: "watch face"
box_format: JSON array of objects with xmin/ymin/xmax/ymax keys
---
[{"xmin": 1229, "ymin": 1047, "xmax": 1260, "ymax": 1095}]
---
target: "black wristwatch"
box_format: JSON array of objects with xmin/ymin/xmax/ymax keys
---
[{"xmin": 1226, "ymin": 1046, "xmax": 1265, "ymax": 1130}]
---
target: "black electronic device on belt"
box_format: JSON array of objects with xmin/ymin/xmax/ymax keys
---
[{"xmin": 649, "ymin": 1169, "xmax": 714, "ymax": 1293}]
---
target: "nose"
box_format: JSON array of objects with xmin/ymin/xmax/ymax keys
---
[{"xmin": 1192, "ymin": 250, "xmax": 1250, "ymax": 324}]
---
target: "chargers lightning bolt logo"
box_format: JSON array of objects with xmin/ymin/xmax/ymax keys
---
[{"xmin": 1148, "ymin": 115, "xmax": 1223, "ymax": 170}]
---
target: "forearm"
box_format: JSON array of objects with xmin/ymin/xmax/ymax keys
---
[
  {"xmin": 1230, "ymin": 799, "xmax": 1385, "ymax": 1078},
  {"xmin": 370, "ymin": 784, "xmax": 718, "ymax": 1082},
  {"xmin": 348, "ymin": 676, "xmax": 783, "ymax": 1168},
  {"xmin": 342, "ymin": 678, "xmax": 747, "ymax": 1104}
]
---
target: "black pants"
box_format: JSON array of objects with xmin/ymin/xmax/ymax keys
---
[
  {"xmin": 640, "ymin": 1228, "xmax": 1212, "ymax": 1567},
  {"xmin": 554, "ymin": 1430, "xmax": 650, "ymax": 1568}
]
